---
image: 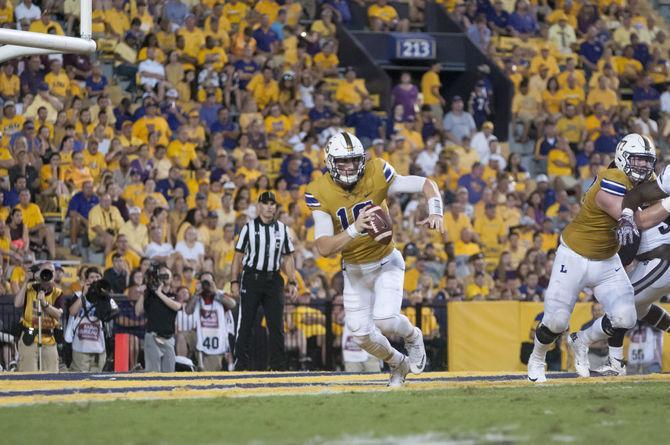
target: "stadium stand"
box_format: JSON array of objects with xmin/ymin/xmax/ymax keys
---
[{"xmin": 0, "ymin": 0, "xmax": 668, "ymax": 372}]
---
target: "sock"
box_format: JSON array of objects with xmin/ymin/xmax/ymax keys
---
[
  {"xmin": 356, "ymin": 330, "xmax": 404, "ymax": 367},
  {"xmin": 530, "ymin": 335, "xmax": 550, "ymax": 362},
  {"xmin": 579, "ymin": 316, "xmax": 608, "ymax": 345},
  {"xmin": 609, "ymin": 346, "xmax": 624, "ymax": 363}
]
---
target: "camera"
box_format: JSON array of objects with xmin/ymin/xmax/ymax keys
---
[
  {"xmin": 146, "ymin": 262, "xmax": 170, "ymax": 291},
  {"xmin": 85, "ymin": 279, "xmax": 119, "ymax": 322},
  {"xmin": 200, "ymin": 279, "xmax": 214, "ymax": 298}
]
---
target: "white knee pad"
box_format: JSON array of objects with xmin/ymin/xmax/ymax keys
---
[
  {"xmin": 609, "ymin": 306, "xmax": 637, "ymax": 330},
  {"xmin": 541, "ymin": 309, "xmax": 571, "ymax": 335},
  {"xmin": 373, "ymin": 314, "xmax": 413, "ymax": 338}
]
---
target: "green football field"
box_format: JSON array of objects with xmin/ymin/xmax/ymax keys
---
[{"xmin": 3, "ymin": 381, "xmax": 668, "ymax": 444}]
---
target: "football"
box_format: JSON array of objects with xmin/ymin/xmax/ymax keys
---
[{"xmin": 366, "ymin": 205, "xmax": 393, "ymax": 245}]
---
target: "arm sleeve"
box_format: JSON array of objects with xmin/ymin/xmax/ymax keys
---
[
  {"xmin": 388, "ymin": 174, "xmax": 427, "ymax": 194},
  {"xmin": 313, "ymin": 210, "xmax": 335, "ymax": 240},
  {"xmin": 282, "ymin": 224, "xmax": 295, "ymax": 254},
  {"xmin": 235, "ymin": 224, "xmax": 249, "ymax": 253}
]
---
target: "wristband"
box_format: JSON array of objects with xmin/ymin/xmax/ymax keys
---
[
  {"xmin": 427, "ymin": 197, "xmax": 444, "ymax": 216},
  {"xmin": 621, "ymin": 207, "xmax": 634, "ymax": 218},
  {"xmin": 346, "ymin": 224, "xmax": 361, "ymax": 239},
  {"xmin": 661, "ymin": 198, "xmax": 670, "ymax": 213}
]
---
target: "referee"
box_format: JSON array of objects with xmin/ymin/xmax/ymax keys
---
[{"xmin": 231, "ymin": 191, "xmax": 298, "ymax": 371}]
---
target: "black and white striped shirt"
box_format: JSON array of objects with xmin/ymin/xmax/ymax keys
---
[{"xmin": 235, "ymin": 218, "xmax": 294, "ymax": 272}]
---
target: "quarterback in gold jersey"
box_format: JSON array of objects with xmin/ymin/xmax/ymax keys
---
[
  {"xmin": 528, "ymin": 134, "xmax": 670, "ymax": 382},
  {"xmin": 305, "ymin": 132, "xmax": 444, "ymax": 386}
]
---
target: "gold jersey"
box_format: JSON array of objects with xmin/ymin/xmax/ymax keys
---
[
  {"xmin": 562, "ymin": 167, "xmax": 632, "ymax": 260},
  {"xmin": 305, "ymin": 158, "xmax": 395, "ymax": 264}
]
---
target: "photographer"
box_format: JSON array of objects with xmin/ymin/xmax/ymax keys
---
[
  {"xmin": 65, "ymin": 267, "xmax": 118, "ymax": 372},
  {"xmin": 185, "ymin": 272, "xmax": 236, "ymax": 371},
  {"xmin": 135, "ymin": 263, "xmax": 182, "ymax": 372},
  {"xmin": 13, "ymin": 261, "xmax": 64, "ymax": 372}
]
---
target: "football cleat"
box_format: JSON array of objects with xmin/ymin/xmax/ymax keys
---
[
  {"xmin": 568, "ymin": 333, "xmax": 591, "ymax": 377},
  {"xmin": 527, "ymin": 356, "xmax": 547, "ymax": 383},
  {"xmin": 593, "ymin": 357, "xmax": 627, "ymax": 377},
  {"xmin": 388, "ymin": 356, "xmax": 411, "ymax": 388},
  {"xmin": 406, "ymin": 327, "xmax": 426, "ymax": 374}
]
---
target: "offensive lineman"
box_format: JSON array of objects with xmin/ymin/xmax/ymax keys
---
[
  {"xmin": 305, "ymin": 132, "xmax": 444, "ymax": 386},
  {"xmin": 528, "ymin": 134, "xmax": 668, "ymax": 382},
  {"xmin": 575, "ymin": 215, "xmax": 670, "ymax": 376}
]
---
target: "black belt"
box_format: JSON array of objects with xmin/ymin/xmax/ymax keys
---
[{"xmin": 243, "ymin": 268, "xmax": 280, "ymax": 278}]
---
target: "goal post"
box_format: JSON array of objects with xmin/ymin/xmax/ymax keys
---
[{"xmin": 0, "ymin": 0, "xmax": 96, "ymax": 63}]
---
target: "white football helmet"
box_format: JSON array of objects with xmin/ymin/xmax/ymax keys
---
[
  {"xmin": 325, "ymin": 131, "xmax": 366, "ymax": 186},
  {"xmin": 614, "ymin": 133, "xmax": 656, "ymax": 183}
]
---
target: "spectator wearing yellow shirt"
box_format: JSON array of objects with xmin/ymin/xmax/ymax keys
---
[
  {"xmin": 104, "ymin": 234, "xmax": 141, "ymax": 270},
  {"xmin": 1, "ymin": 101, "xmax": 25, "ymax": 147},
  {"xmin": 313, "ymin": 40, "xmax": 339, "ymax": 77},
  {"xmin": 512, "ymin": 78, "xmax": 543, "ymax": 143},
  {"xmin": 443, "ymin": 201, "xmax": 473, "ymax": 244},
  {"xmin": 539, "ymin": 219, "xmax": 559, "ymax": 253},
  {"xmin": 421, "ymin": 63, "xmax": 445, "ymax": 122},
  {"xmin": 541, "ymin": 76, "xmax": 563, "ymax": 118},
  {"xmin": 105, "ymin": 0, "xmax": 131, "ymax": 39},
  {"xmin": 168, "ymin": 126, "xmax": 200, "ymax": 170},
  {"xmin": 465, "ymin": 272, "xmax": 490, "ymax": 300},
  {"xmin": 0, "ymin": 0, "xmax": 13, "ymax": 26},
  {"xmin": 246, "ymin": 66, "xmax": 279, "ymax": 110},
  {"xmin": 557, "ymin": 58, "xmax": 586, "ymax": 89},
  {"xmin": 64, "ymin": 152, "xmax": 95, "ymax": 191},
  {"xmin": 82, "ymin": 139, "xmax": 107, "ymax": 181},
  {"xmin": 197, "ymin": 36, "xmax": 228, "ymax": 71},
  {"xmin": 255, "ymin": 0, "xmax": 280, "ymax": 23},
  {"xmin": 118, "ymin": 206, "xmax": 149, "ymax": 256},
  {"xmin": 0, "ymin": 63, "xmax": 19, "ymax": 103},
  {"xmin": 264, "ymin": 103, "xmax": 292, "ymax": 140},
  {"xmin": 16, "ymin": 189, "xmax": 56, "ymax": 259},
  {"xmin": 529, "ymin": 44, "xmax": 560, "ymax": 78},
  {"xmin": 473, "ymin": 203, "xmax": 508, "ymax": 263},
  {"xmin": 368, "ymin": 0, "xmax": 409, "ymax": 32},
  {"xmin": 131, "ymin": 100, "xmax": 171, "ymax": 145},
  {"xmin": 178, "ymin": 14, "xmax": 206, "ymax": 60},
  {"xmin": 586, "ymin": 75, "xmax": 619, "ymax": 116},
  {"xmin": 557, "ymin": 74, "xmax": 585, "ymax": 112},
  {"xmin": 223, "ymin": 0, "xmax": 249, "ymax": 25},
  {"xmin": 88, "ymin": 193, "xmax": 124, "ymax": 255},
  {"xmin": 547, "ymin": 137, "xmax": 577, "ymax": 190},
  {"xmin": 311, "ymin": 8, "xmax": 337, "ymax": 39},
  {"xmin": 556, "ymin": 104, "xmax": 585, "ymax": 150},
  {"xmin": 236, "ymin": 151, "xmax": 262, "ymax": 183},
  {"xmin": 334, "ymin": 68, "xmax": 369, "ymax": 109},
  {"xmin": 28, "ymin": 13, "xmax": 64, "ymax": 35},
  {"xmin": 614, "ymin": 45, "xmax": 644, "ymax": 83}
]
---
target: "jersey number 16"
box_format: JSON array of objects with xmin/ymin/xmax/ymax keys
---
[{"xmin": 336, "ymin": 200, "xmax": 372, "ymax": 230}]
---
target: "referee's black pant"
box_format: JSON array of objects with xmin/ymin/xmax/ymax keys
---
[{"xmin": 234, "ymin": 269, "xmax": 285, "ymax": 371}]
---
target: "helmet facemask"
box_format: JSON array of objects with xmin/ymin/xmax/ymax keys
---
[
  {"xmin": 327, "ymin": 154, "xmax": 365, "ymax": 186},
  {"xmin": 625, "ymin": 153, "xmax": 656, "ymax": 184}
]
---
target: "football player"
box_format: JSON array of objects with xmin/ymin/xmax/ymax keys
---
[
  {"xmin": 305, "ymin": 132, "xmax": 444, "ymax": 387},
  {"xmin": 528, "ymin": 134, "xmax": 669, "ymax": 382},
  {"xmin": 576, "ymin": 215, "xmax": 670, "ymax": 376}
]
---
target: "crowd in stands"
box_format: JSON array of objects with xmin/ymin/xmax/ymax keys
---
[{"xmin": 0, "ymin": 0, "xmax": 667, "ymax": 371}]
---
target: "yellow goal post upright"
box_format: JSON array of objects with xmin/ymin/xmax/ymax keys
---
[{"xmin": 0, "ymin": 0, "xmax": 96, "ymax": 63}]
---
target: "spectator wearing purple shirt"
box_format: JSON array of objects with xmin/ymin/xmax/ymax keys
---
[
  {"xmin": 20, "ymin": 56, "xmax": 45, "ymax": 96},
  {"xmin": 633, "ymin": 75, "xmax": 660, "ymax": 114},
  {"xmin": 308, "ymin": 93, "xmax": 335, "ymax": 134},
  {"xmin": 487, "ymin": 0, "xmax": 510, "ymax": 35},
  {"xmin": 199, "ymin": 94, "xmax": 222, "ymax": 129},
  {"xmin": 508, "ymin": 0, "xmax": 537, "ymax": 37},
  {"xmin": 594, "ymin": 122, "xmax": 618, "ymax": 155},
  {"xmin": 252, "ymin": 15, "xmax": 279, "ymax": 54},
  {"xmin": 210, "ymin": 108, "xmax": 239, "ymax": 150},
  {"xmin": 466, "ymin": 15, "xmax": 492, "ymax": 50},
  {"xmin": 391, "ymin": 72, "xmax": 419, "ymax": 120},
  {"xmin": 579, "ymin": 26, "xmax": 603, "ymax": 73}
]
